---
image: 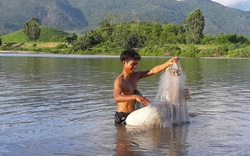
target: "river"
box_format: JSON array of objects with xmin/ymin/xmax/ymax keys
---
[{"xmin": 0, "ymin": 54, "xmax": 250, "ymax": 156}]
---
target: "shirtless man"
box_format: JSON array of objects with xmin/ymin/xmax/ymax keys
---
[{"xmin": 113, "ymin": 49, "xmax": 178, "ymax": 125}]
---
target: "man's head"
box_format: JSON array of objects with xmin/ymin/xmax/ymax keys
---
[
  {"xmin": 120, "ymin": 49, "xmax": 141, "ymax": 74},
  {"xmin": 120, "ymin": 49, "xmax": 141, "ymax": 62}
]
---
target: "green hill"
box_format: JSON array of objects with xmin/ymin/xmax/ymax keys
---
[
  {"xmin": 1, "ymin": 0, "xmax": 250, "ymax": 35},
  {"xmin": 2, "ymin": 26, "xmax": 69, "ymax": 43},
  {"xmin": 68, "ymin": 0, "xmax": 250, "ymax": 35}
]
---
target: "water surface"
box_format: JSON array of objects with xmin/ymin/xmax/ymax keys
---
[{"xmin": 0, "ymin": 54, "xmax": 250, "ymax": 155}]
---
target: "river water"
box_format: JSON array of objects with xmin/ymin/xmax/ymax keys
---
[{"xmin": 0, "ymin": 54, "xmax": 250, "ymax": 156}]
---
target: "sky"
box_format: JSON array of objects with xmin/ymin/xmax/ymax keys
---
[{"xmin": 211, "ymin": 0, "xmax": 250, "ymax": 11}]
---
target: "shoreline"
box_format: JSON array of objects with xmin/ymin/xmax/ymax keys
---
[
  {"xmin": 0, "ymin": 50, "xmax": 36, "ymax": 54},
  {"xmin": 0, "ymin": 50, "xmax": 120, "ymax": 58},
  {"xmin": 1, "ymin": 50, "xmax": 249, "ymax": 59}
]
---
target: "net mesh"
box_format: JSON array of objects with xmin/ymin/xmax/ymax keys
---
[{"xmin": 126, "ymin": 62, "xmax": 190, "ymax": 128}]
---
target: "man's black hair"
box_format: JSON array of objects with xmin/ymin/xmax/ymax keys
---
[{"xmin": 120, "ymin": 49, "xmax": 141, "ymax": 62}]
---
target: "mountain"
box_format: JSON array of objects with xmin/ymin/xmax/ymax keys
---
[
  {"xmin": 1, "ymin": 0, "xmax": 250, "ymax": 36},
  {"xmin": 0, "ymin": 0, "xmax": 87, "ymax": 35}
]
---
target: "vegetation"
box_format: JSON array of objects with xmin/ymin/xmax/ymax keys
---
[
  {"xmin": 0, "ymin": 26, "xmax": 70, "ymax": 54},
  {"xmin": 66, "ymin": 0, "xmax": 250, "ymax": 36},
  {"xmin": 184, "ymin": 9, "xmax": 205, "ymax": 44},
  {"xmin": 23, "ymin": 18, "xmax": 41, "ymax": 41},
  {"xmin": 1, "ymin": 0, "xmax": 250, "ymax": 35},
  {"xmin": 1, "ymin": 9, "xmax": 250, "ymax": 57},
  {"xmin": 2, "ymin": 26, "xmax": 69, "ymax": 43},
  {"xmin": 0, "ymin": 0, "xmax": 87, "ymax": 35},
  {"xmin": 66, "ymin": 33, "xmax": 78, "ymax": 45}
]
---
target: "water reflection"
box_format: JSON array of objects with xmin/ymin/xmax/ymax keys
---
[
  {"xmin": 115, "ymin": 126, "xmax": 141, "ymax": 155},
  {"xmin": 115, "ymin": 124, "xmax": 189, "ymax": 155}
]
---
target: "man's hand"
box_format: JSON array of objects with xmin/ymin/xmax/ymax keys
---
[
  {"xmin": 135, "ymin": 95, "xmax": 150, "ymax": 106},
  {"xmin": 167, "ymin": 56, "xmax": 179, "ymax": 65}
]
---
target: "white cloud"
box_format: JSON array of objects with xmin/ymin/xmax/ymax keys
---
[
  {"xmin": 211, "ymin": 0, "xmax": 246, "ymax": 6},
  {"xmin": 211, "ymin": 0, "xmax": 250, "ymax": 11}
]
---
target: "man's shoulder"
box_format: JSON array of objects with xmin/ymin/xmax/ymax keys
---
[
  {"xmin": 114, "ymin": 74, "xmax": 123, "ymax": 83},
  {"xmin": 134, "ymin": 70, "xmax": 150, "ymax": 78},
  {"xmin": 115, "ymin": 74, "xmax": 123, "ymax": 79}
]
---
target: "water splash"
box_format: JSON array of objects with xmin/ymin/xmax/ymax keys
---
[{"xmin": 126, "ymin": 62, "xmax": 190, "ymax": 128}]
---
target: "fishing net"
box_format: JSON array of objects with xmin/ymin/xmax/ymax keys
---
[{"xmin": 126, "ymin": 62, "xmax": 190, "ymax": 128}]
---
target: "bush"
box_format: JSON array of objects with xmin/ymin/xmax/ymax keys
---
[
  {"xmin": 138, "ymin": 45, "xmax": 181, "ymax": 56},
  {"xmin": 228, "ymin": 47, "xmax": 250, "ymax": 57},
  {"xmin": 180, "ymin": 45, "xmax": 199, "ymax": 57},
  {"xmin": 0, "ymin": 45, "xmax": 12, "ymax": 51},
  {"xmin": 201, "ymin": 35, "xmax": 216, "ymax": 45},
  {"xmin": 163, "ymin": 45, "xmax": 182, "ymax": 56},
  {"xmin": 56, "ymin": 44, "xmax": 68, "ymax": 49},
  {"xmin": 196, "ymin": 49, "xmax": 215, "ymax": 57},
  {"xmin": 179, "ymin": 51, "xmax": 195, "ymax": 57}
]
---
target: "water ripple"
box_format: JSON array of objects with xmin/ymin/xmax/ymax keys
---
[{"xmin": 1, "ymin": 56, "xmax": 250, "ymax": 155}]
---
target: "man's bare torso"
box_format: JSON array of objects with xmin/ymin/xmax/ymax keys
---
[{"xmin": 117, "ymin": 73, "xmax": 138, "ymax": 113}]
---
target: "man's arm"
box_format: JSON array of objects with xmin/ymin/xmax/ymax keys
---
[
  {"xmin": 113, "ymin": 77, "xmax": 135, "ymax": 102},
  {"xmin": 139, "ymin": 56, "xmax": 178, "ymax": 79},
  {"xmin": 113, "ymin": 77, "xmax": 150, "ymax": 106}
]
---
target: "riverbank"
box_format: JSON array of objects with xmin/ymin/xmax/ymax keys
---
[
  {"xmin": 1, "ymin": 44, "xmax": 250, "ymax": 58},
  {"xmin": 0, "ymin": 50, "xmax": 122, "ymax": 59},
  {"xmin": 0, "ymin": 50, "xmax": 36, "ymax": 54}
]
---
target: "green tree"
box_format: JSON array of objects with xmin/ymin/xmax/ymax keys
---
[
  {"xmin": 111, "ymin": 23, "xmax": 145, "ymax": 49},
  {"xmin": 23, "ymin": 18, "xmax": 41, "ymax": 41},
  {"xmin": 99, "ymin": 18, "xmax": 114, "ymax": 41},
  {"xmin": 160, "ymin": 23, "xmax": 185, "ymax": 44},
  {"xmin": 66, "ymin": 33, "xmax": 77, "ymax": 45},
  {"xmin": 184, "ymin": 9, "xmax": 205, "ymax": 44},
  {"xmin": 72, "ymin": 30, "xmax": 103, "ymax": 51},
  {"xmin": 201, "ymin": 34, "xmax": 216, "ymax": 45},
  {"xmin": 214, "ymin": 33, "xmax": 248, "ymax": 45},
  {"xmin": 146, "ymin": 21, "xmax": 162, "ymax": 45}
]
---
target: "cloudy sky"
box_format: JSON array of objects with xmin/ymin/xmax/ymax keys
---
[{"xmin": 211, "ymin": 0, "xmax": 250, "ymax": 11}]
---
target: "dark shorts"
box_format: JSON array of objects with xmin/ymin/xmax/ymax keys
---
[{"xmin": 114, "ymin": 111, "xmax": 130, "ymax": 125}]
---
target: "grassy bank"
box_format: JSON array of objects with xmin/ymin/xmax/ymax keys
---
[{"xmin": 2, "ymin": 41, "xmax": 250, "ymax": 57}]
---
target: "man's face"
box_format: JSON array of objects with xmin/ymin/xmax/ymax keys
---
[{"xmin": 123, "ymin": 59, "xmax": 138, "ymax": 73}]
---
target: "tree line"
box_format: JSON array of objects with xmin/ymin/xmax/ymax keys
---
[
  {"xmin": 1, "ymin": 9, "xmax": 250, "ymax": 57},
  {"xmin": 70, "ymin": 9, "xmax": 205, "ymax": 50},
  {"xmin": 67, "ymin": 9, "xmax": 249, "ymax": 57}
]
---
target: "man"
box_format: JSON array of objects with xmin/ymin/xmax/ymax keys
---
[{"xmin": 113, "ymin": 49, "xmax": 178, "ymax": 125}]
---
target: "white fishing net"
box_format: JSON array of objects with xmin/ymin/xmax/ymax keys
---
[{"xmin": 126, "ymin": 62, "xmax": 190, "ymax": 128}]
